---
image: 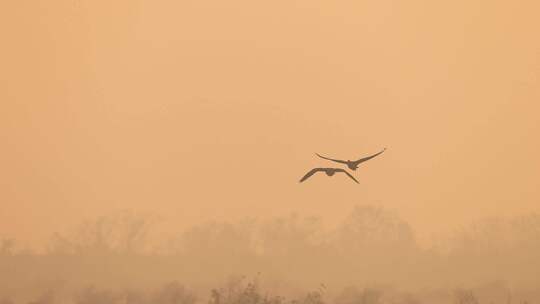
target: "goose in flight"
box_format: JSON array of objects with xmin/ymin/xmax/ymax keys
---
[
  {"xmin": 299, "ymin": 168, "xmax": 359, "ymax": 184},
  {"xmin": 315, "ymin": 148, "xmax": 386, "ymax": 171}
]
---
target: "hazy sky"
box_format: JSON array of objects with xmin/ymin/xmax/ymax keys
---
[{"xmin": 1, "ymin": 0, "xmax": 539, "ymax": 247}]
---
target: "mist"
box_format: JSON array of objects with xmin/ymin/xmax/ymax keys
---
[
  {"xmin": 2, "ymin": 206, "xmax": 540, "ymax": 304},
  {"xmin": 2, "ymin": 1, "xmax": 540, "ymax": 304}
]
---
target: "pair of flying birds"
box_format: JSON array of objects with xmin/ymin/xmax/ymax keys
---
[{"xmin": 299, "ymin": 148, "xmax": 386, "ymax": 184}]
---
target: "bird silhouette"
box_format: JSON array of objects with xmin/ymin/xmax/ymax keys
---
[
  {"xmin": 299, "ymin": 168, "xmax": 359, "ymax": 183},
  {"xmin": 315, "ymin": 148, "xmax": 386, "ymax": 171}
]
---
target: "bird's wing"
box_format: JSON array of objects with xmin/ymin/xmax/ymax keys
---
[
  {"xmin": 336, "ymin": 169, "xmax": 359, "ymax": 184},
  {"xmin": 299, "ymin": 168, "xmax": 323, "ymax": 183},
  {"xmin": 315, "ymin": 153, "xmax": 348, "ymax": 164},
  {"xmin": 353, "ymin": 148, "xmax": 386, "ymax": 165}
]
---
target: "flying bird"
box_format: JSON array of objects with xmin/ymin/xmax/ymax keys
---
[
  {"xmin": 299, "ymin": 168, "xmax": 359, "ymax": 184},
  {"xmin": 315, "ymin": 148, "xmax": 386, "ymax": 171}
]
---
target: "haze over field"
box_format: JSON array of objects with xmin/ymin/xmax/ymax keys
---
[{"xmin": 1, "ymin": 1, "xmax": 540, "ymax": 303}]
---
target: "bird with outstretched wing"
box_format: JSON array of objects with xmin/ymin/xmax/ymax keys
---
[
  {"xmin": 299, "ymin": 167, "xmax": 359, "ymax": 184},
  {"xmin": 316, "ymin": 148, "xmax": 386, "ymax": 170}
]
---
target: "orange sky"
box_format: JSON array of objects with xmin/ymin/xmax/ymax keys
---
[{"xmin": 1, "ymin": 0, "xmax": 539, "ymax": 248}]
